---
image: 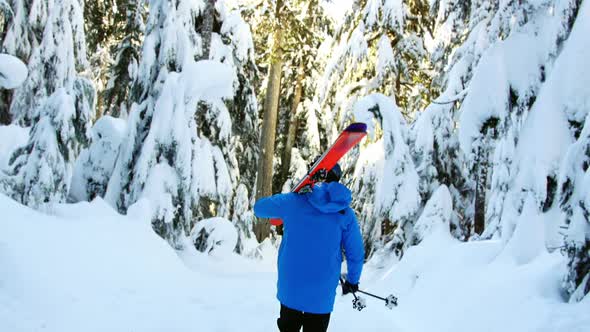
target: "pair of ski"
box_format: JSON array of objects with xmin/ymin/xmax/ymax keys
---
[{"xmin": 270, "ymin": 122, "xmax": 368, "ymax": 226}]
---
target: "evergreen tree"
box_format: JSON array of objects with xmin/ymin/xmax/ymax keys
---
[
  {"xmin": 553, "ymin": 0, "xmax": 590, "ymax": 302},
  {"xmin": 8, "ymin": 0, "xmax": 89, "ymax": 126},
  {"xmin": 1, "ymin": 0, "xmax": 35, "ymax": 124},
  {"xmin": 69, "ymin": 115, "xmax": 126, "ymax": 202},
  {"xmin": 430, "ymin": 0, "xmax": 582, "ymax": 240},
  {"xmin": 105, "ymin": 0, "xmax": 258, "ymax": 250},
  {"xmin": 410, "ymin": 184, "xmax": 453, "ymax": 246},
  {"xmin": 101, "ymin": 0, "xmax": 145, "ymax": 117},
  {"xmin": 317, "ymin": 0, "xmax": 434, "ymax": 126},
  {"xmin": 559, "ymin": 114, "xmax": 590, "ymax": 302},
  {"xmin": 409, "ymin": 103, "xmax": 469, "ymax": 240},
  {"xmin": 1, "ymin": 0, "xmax": 36, "ymax": 61},
  {"xmin": 487, "ymin": 0, "xmax": 583, "ymax": 242},
  {"xmin": 273, "ymin": 0, "xmax": 331, "ymax": 191},
  {"xmin": 245, "ymin": 0, "xmax": 330, "ymax": 241},
  {"xmin": 0, "ymin": 0, "xmax": 94, "ymax": 208},
  {"xmin": 252, "ymin": 0, "xmax": 284, "ymax": 242},
  {"xmin": 352, "ymin": 93, "xmax": 421, "ymax": 258}
]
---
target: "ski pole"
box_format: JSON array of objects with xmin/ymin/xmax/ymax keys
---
[
  {"xmin": 340, "ymin": 277, "xmax": 398, "ymax": 310},
  {"xmin": 356, "ymin": 289, "xmax": 398, "ymax": 309}
]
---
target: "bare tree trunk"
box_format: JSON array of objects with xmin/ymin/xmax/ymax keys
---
[
  {"xmin": 200, "ymin": 0, "xmax": 216, "ymax": 60},
  {"xmin": 280, "ymin": 62, "xmax": 305, "ymax": 184},
  {"xmin": 0, "ymin": 90, "xmax": 12, "ymax": 125},
  {"xmin": 473, "ymin": 146, "xmax": 487, "ymax": 236},
  {"xmin": 473, "ymin": 119, "xmax": 498, "ymax": 237},
  {"xmin": 254, "ymin": 1, "xmax": 283, "ymax": 243}
]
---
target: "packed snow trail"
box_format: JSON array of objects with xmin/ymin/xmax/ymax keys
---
[
  {"xmin": 1, "ymin": 195, "xmax": 588, "ymax": 331},
  {"xmin": 0, "ymin": 195, "xmax": 397, "ymax": 331}
]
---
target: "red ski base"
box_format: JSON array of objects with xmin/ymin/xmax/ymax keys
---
[{"xmin": 270, "ymin": 122, "xmax": 367, "ymax": 226}]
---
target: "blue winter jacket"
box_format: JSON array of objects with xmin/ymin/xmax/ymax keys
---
[{"xmin": 254, "ymin": 182, "xmax": 364, "ymax": 314}]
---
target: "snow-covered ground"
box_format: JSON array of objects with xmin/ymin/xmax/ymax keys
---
[{"xmin": 1, "ymin": 194, "xmax": 588, "ymax": 332}]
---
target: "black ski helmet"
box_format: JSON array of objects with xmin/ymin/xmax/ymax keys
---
[{"xmin": 326, "ymin": 163, "xmax": 342, "ymax": 183}]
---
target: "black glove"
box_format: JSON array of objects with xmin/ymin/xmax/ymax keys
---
[
  {"xmin": 342, "ymin": 280, "xmax": 359, "ymax": 295},
  {"xmin": 311, "ymin": 168, "xmax": 328, "ymax": 182}
]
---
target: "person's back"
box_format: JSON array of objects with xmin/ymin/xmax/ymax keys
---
[{"xmin": 254, "ymin": 173, "xmax": 364, "ymax": 332}]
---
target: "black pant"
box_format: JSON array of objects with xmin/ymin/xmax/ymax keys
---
[{"xmin": 277, "ymin": 304, "xmax": 331, "ymax": 332}]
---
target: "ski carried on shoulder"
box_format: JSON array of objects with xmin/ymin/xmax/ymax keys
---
[{"xmin": 270, "ymin": 122, "xmax": 367, "ymax": 226}]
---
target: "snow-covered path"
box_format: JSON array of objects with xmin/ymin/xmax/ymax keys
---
[
  {"xmin": 0, "ymin": 195, "xmax": 398, "ymax": 331},
  {"xmin": 1, "ymin": 195, "xmax": 588, "ymax": 332}
]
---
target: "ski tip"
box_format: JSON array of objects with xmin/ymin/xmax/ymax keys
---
[{"xmin": 344, "ymin": 122, "xmax": 367, "ymax": 133}]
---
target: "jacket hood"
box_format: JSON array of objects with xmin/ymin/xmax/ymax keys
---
[{"xmin": 307, "ymin": 182, "xmax": 352, "ymax": 213}]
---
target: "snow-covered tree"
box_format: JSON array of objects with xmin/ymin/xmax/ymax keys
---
[
  {"xmin": 273, "ymin": 0, "xmax": 332, "ymax": 190},
  {"xmin": 1, "ymin": 0, "xmax": 35, "ymax": 124},
  {"xmin": 559, "ymin": 114, "xmax": 590, "ymax": 302},
  {"xmin": 192, "ymin": 217, "xmax": 238, "ymax": 255},
  {"xmin": 205, "ymin": 4, "xmax": 259, "ymax": 252},
  {"xmin": 9, "ymin": 0, "xmax": 89, "ymax": 126},
  {"xmin": 493, "ymin": 0, "xmax": 584, "ymax": 244},
  {"xmin": 442, "ymin": 0, "xmax": 582, "ymax": 240},
  {"xmin": 1, "ymin": 0, "xmax": 36, "ymax": 61},
  {"xmin": 409, "ymin": 102, "xmax": 469, "ymax": 240},
  {"xmin": 410, "ymin": 184, "xmax": 453, "ymax": 246},
  {"xmin": 105, "ymin": 0, "xmax": 258, "ymax": 250},
  {"xmin": 352, "ymin": 93, "xmax": 420, "ymax": 258},
  {"xmin": 554, "ymin": 0, "xmax": 590, "ymax": 302},
  {"xmin": 69, "ymin": 115, "xmax": 126, "ymax": 202},
  {"xmin": 318, "ymin": 0, "xmax": 433, "ymax": 127},
  {"xmin": 0, "ymin": 0, "xmax": 94, "ymax": 208},
  {"xmin": 100, "ymin": 0, "xmax": 145, "ymax": 118},
  {"xmin": 243, "ymin": 0, "xmax": 332, "ymax": 240},
  {"xmin": 428, "ymin": 0, "xmax": 469, "ymax": 89}
]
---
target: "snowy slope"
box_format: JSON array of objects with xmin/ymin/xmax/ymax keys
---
[
  {"xmin": 364, "ymin": 225, "xmax": 590, "ymax": 332},
  {"xmin": 1, "ymin": 195, "xmax": 588, "ymax": 331},
  {"xmin": 0, "ymin": 195, "xmax": 276, "ymax": 332}
]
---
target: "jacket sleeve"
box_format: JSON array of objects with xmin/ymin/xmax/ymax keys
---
[
  {"xmin": 342, "ymin": 210, "xmax": 364, "ymax": 285},
  {"xmin": 253, "ymin": 193, "xmax": 293, "ymax": 219}
]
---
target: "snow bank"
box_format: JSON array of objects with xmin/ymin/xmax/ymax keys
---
[
  {"xmin": 360, "ymin": 224, "xmax": 590, "ymax": 332},
  {"xmin": 499, "ymin": 194, "xmax": 547, "ymax": 265},
  {"xmin": 411, "ymin": 184, "xmax": 452, "ymax": 245},
  {"xmin": 191, "ymin": 217, "xmax": 238, "ymax": 255},
  {"xmin": 0, "ymin": 194, "xmax": 200, "ymax": 331},
  {"xmin": 0, "ymin": 194, "xmax": 279, "ymax": 332}
]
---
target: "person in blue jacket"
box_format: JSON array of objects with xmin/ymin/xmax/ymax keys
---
[{"xmin": 253, "ymin": 164, "xmax": 365, "ymax": 332}]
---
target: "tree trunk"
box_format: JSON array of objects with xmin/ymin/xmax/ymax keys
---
[
  {"xmin": 473, "ymin": 142, "xmax": 489, "ymax": 237},
  {"xmin": 473, "ymin": 119, "xmax": 498, "ymax": 237},
  {"xmin": 0, "ymin": 90, "xmax": 12, "ymax": 125},
  {"xmin": 200, "ymin": 0, "xmax": 216, "ymax": 60},
  {"xmin": 254, "ymin": 3, "xmax": 283, "ymax": 243},
  {"xmin": 280, "ymin": 62, "xmax": 305, "ymax": 184}
]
